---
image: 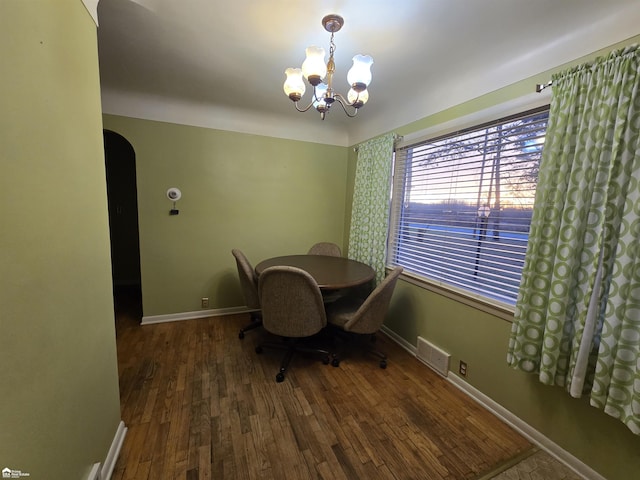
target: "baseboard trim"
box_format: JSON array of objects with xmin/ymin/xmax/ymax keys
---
[
  {"xmin": 85, "ymin": 462, "xmax": 101, "ymax": 480},
  {"xmin": 141, "ymin": 306, "xmax": 252, "ymax": 325},
  {"xmin": 101, "ymin": 420, "xmax": 127, "ymax": 480},
  {"xmin": 380, "ymin": 325, "xmax": 417, "ymax": 355},
  {"xmin": 380, "ymin": 327, "xmax": 604, "ymax": 480},
  {"xmin": 447, "ymin": 374, "xmax": 604, "ymax": 480}
]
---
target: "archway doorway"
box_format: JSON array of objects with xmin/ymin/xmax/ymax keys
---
[{"xmin": 104, "ymin": 130, "xmax": 142, "ymax": 321}]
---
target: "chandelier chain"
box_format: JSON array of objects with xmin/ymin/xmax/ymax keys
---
[{"xmin": 329, "ymin": 32, "xmax": 336, "ymax": 58}]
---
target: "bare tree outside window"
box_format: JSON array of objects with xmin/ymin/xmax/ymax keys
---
[{"xmin": 388, "ymin": 107, "xmax": 549, "ymax": 305}]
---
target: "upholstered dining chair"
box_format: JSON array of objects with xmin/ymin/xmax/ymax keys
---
[
  {"xmin": 325, "ymin": 266, "xmax": 403, "ymax": 369},
  {"xmin": 256, "ymin": 266, "xmax": 331, "ymax": 382},
  {"xmin": 307, "ymin": 244, "xmax": 345, "ymax": 303},
  {"xmin": 232, "ymin": 249, "xmax": 262, "ymax": 339},
  {"xmin": 307, "ymin": 242, "xmax": 342, "ymax": 257}
]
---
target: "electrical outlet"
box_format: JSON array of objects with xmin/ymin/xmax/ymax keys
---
[
  {"xmin": 201, "ymin": 297, "xmax": 209, "ymax": 309},
  {"xmin": 459, "ymin": 361, "xmax": 468, "ymax": 377}
]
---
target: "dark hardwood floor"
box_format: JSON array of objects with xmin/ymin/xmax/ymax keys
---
[{"xmin": 112, "ymin": 308, "xmax": 531, "ymax": 480}]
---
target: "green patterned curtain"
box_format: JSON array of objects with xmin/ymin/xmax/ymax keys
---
[
  {"xmin": 507, "ymin": 45, "xmax": 640, "ymax": 434},
  {"xmin": 348, "ymin": 133, "xmax": 396, "ymax": 284}
]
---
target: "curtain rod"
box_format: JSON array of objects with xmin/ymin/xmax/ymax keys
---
[
  {"xmin": 536, "ymin": 81, "xmax": 553, "ymax": 93},
  {"xmin": 353, "ymin": 134, "xmax": 403, "ymax": 152}
]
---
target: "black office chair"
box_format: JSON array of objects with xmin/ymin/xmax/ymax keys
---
[
  {"xmin": 256, "ymin": 266, "xmax": 331, "ymax": 382},
  {"xmin": 326, "ymin": 266, "xmax": 403, "ymax": 368},
  {"xmin": 232, "ymin": 249, "xmax": 262, "ymax": 339}
]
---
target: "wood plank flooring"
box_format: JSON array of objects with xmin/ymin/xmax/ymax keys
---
[{"xmin": 112, "ymin": 309, "xmax": 531, "ymax": 480}]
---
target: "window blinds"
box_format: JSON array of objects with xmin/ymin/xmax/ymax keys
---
[{"xmin": 388, "ymin": 107, "xmax": 549, "ymax": 305}]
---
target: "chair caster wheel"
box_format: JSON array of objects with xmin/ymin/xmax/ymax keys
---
[
  {"xmin": 276, "ymin": 372, "xmax": 285, "ymax": 382},
  {"xmin": 331, "ymin": 358, "xmax": 340, "ymax": 367},
  {"xmin": 239, "ymin": 331, "xmax": 245, "ymax": 339},
  {"xmin": 255, "ymin": 346, "xmax": 263, "ymax": 354},
  {"xmin": 322, "ymin": 356, "xmax": 330, "ymax": 365},
  {"xmin": 379, "ymin": 360, "xmax": 387, "ymax": 369}
]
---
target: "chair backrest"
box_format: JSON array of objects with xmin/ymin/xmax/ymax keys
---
[
  {"xmin": 258, "ymin": 266, "xmax": 327, "ymax": 338},
  {"xmin": 232, "ymin": 249, "xmax": 260, "ymax": 309},
  {"xmin": 343, "ymin": 266, "xmax": 403, "ymax": 334},
  {"xmin": 307, "ymin": 242, "xmax": 342, "ymax": 257}
]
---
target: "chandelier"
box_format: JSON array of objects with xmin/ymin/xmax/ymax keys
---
[{"xmin": 283, "ymin": 14, "xmax": 373, "ymax": 120}]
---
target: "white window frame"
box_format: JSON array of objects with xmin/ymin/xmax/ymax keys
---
[{"xmin": 388, "ymin": 93, "xmax": 551, "ymax": 320}]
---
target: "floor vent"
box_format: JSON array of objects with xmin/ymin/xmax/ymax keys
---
[{"xmin": 416, "ymin": 336, "xmax": 450, "ymax": 377}]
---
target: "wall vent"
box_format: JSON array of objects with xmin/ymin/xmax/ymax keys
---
[{"xmin": 416, "ymin": 336, "xmax": 450, "ymax": 377}]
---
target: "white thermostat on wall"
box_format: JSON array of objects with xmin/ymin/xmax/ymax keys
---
[
  {"xmin": 166, "ymin": 187, "xmax": 181, "ymax": 215},
  {"xmin": 166, "ymin": 187, "xmax": 182, "ymax": 201}
]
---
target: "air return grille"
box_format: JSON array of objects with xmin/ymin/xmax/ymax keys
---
[{"xmin": 416, "ymin": 336, "xmax": 450, "ymax": 377}]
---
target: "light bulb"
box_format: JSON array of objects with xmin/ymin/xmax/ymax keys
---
[
  {"xmin": 313, "ymin": 83, "xmax": 328, "ymax": 112},
  {"xmin": 283, "ymin": 68, "xmax": 306, "ymax": 101},
  {"xmin": 313, "ymin": 83, "xmax": 328, "ymax": 105},
  {"xmin": 348, "ymin": 88, "xmax": 369, "ymax": 108},
  {"xmin": 347, "ymin": 54, "xmax": 373, "ymax": 91},
  {"xmin": 302, "ymin": 46, "xmax": 327, "ymax": 86}
]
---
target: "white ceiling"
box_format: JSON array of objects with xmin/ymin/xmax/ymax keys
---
[{"xmin": 96, "ymin": 0, "xmax": 640, "ymax": 146}]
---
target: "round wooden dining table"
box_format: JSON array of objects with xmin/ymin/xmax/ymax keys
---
[{"xmin": 255, "ymin": 255, "xmax": 375, "ymax": 290}]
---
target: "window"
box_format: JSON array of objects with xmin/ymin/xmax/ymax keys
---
[{"xmin": 388, "ymin": 106, "xmax": 549, "ymax": 306}]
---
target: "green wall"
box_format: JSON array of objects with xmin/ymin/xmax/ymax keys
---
[
  {"xmin": 2, "ymin": 2, "xmax": 637, "ymax": 480},
  {"xmin": 0, "ymin": 2, "xmax": 122, "ymax": 479},
  {"xmin": 102, "ymin": 115, "xmax": 349, "ymax": 318},
  {"xmin": 101, "ymin": 33, "xmax": 640, "ymax": 479},
  {"xmin": 382, "ymin": 35, "xmax": 640, "ymax": 480}
]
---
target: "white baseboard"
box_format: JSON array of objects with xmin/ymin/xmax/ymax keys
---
[
  {"xmin": 141, "ymin": 306, "xmax": 252, "ymax": 325},
  {"xmin": 85, "ymin": 463, "xmax": 101, "ymax": 480},
  {"xmin": 380, "ymin": 327, "xmax": 604, "ymax": 480},
  {"xmin": 101, "ymin": 421, "xmax": 127, "ymax": 480},
  {"xmin": 380, "ymin": 325, "xmax": 417, "ymax": 355},
  {"xmin": 447, "ymin": 374, "xmax": 604, "ymax": 480}
]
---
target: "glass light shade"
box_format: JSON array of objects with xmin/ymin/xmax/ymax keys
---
[
  {"xmin": 283, "ymin": 68, "xmax": 305, "ymax": 100},
  {"xmin": 348, "ymin": 88, "xmax": 369, "ymax": 107},
  {"xmin": 313, "ymin": 83, "xmax": 327, "ymax": 110},
  {"xmin": 347, "ymin": 54, "xmax": 373, "ymax": 90},
  {"xmin": 302, "ymin": 46, "xmax": 327, "ymax": 85}
]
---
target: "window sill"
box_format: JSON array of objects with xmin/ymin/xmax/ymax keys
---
[{"xmin": 397, "ymin": 270, "xmax": 515, "ymax": 323}]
